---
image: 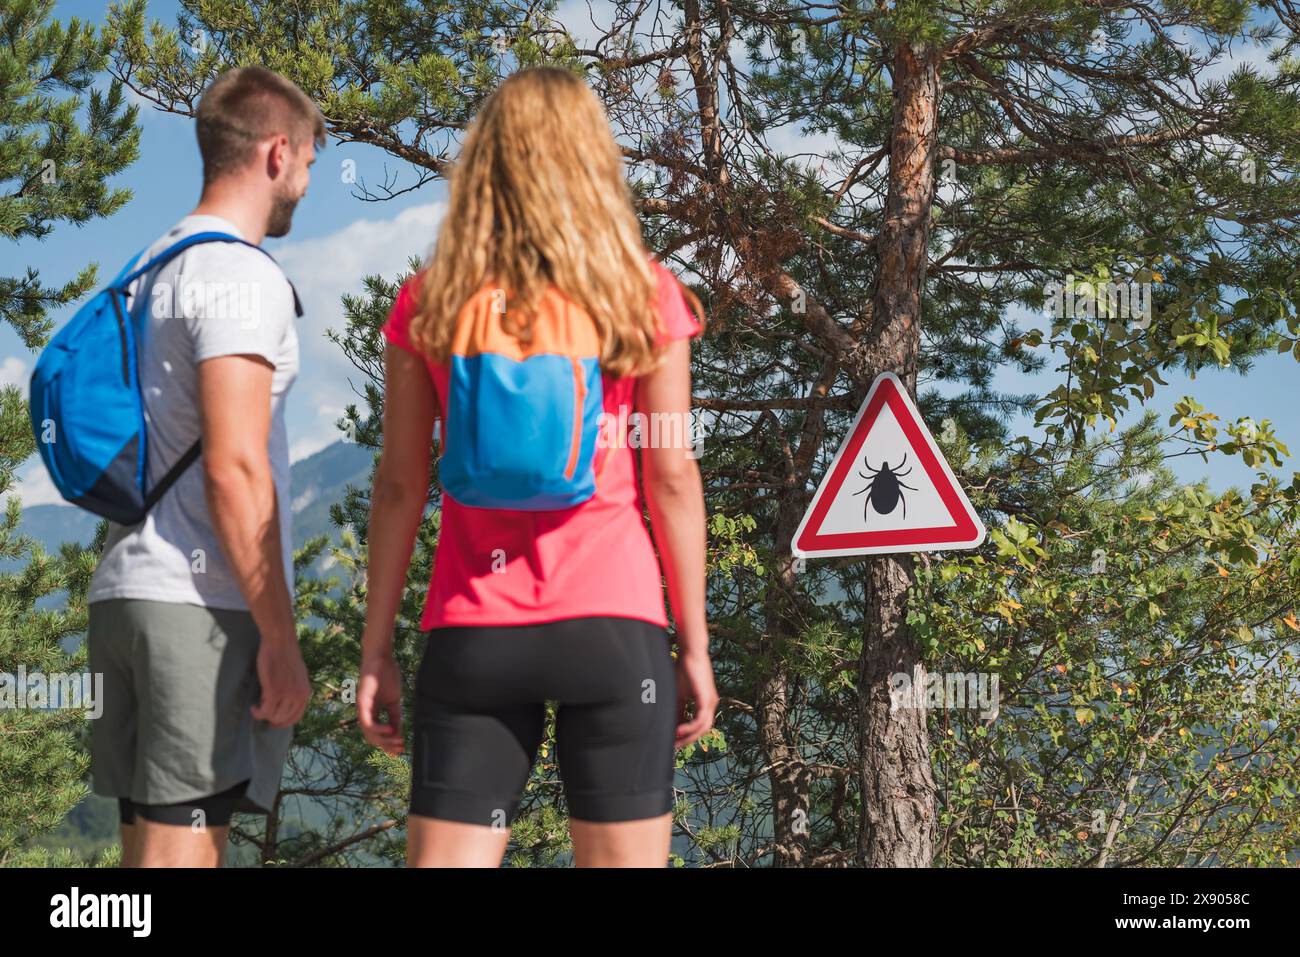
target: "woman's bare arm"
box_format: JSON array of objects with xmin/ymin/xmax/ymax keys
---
[
  {"xmin": 640, "ymin": 339, "xmax": 707, "ymax": 654},
  {"xmin": 358, "ymin": 343, "xmax": 435, "ymax": 755},
  {"xmin": 640, "ymin": 337, "xmax": 715, "ymax": 746},
  {"xmin": 362, "ymin": 344, "xmax": 436, "ymax": 656}
]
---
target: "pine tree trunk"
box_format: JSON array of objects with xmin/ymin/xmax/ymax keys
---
[{"xmin": 856, "ymin": 41, "xmax": 941, "ymax": 868}]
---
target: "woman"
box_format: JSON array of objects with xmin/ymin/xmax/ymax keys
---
[{"xmin": 357, "ymin": 66, "xmax": 717, "ymax": 868}]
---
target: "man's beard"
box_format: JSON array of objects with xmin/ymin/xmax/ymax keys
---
[{"xmin": 266, "ymin": 186, "xmax": 300, "ymax": 237}]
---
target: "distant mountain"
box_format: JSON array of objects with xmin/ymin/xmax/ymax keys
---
[
  {"xmin": 10, "ymin": 440, "xmax": 376, "ymax": 564},
  {"xmin": 288, "ymin": 440, "xmax": 375, "ymax": 546},
  {"xmin": 8, "ymin": 506, "xmax": 101, "ymax": 564}
]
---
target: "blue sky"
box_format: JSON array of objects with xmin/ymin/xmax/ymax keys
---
[{"xmin": 6, "ymin": 0, "xmax": 1296, "ymax": 508}]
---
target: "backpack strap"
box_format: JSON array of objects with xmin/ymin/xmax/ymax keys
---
[
  {"xmin": 114, "ymin": 230, "xmax": 304, "ymax": 317},
  {"xmin": 143, "ymin": 439, "xmax": 203, "ymax": 512}
]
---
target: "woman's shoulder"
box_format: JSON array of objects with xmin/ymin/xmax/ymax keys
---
[
  {"xmin": 646, "ymin": 257, "xmax": 703, "ymax": 344},
  {"xmin": 383, "ymin": 270, "xmax": 431, "ymax": 353},
  {"xmin": 397, "ymin": 269, "xmax": 428, "ymax": 308},
  {"xmin": 389, "ymin": 268, "xmax": 471, "ymax": 333},
  {"xmin": 647, "ymin": 256, "xmax": 685, "ymax": 301}
]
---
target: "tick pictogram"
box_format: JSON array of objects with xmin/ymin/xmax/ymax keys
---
[{"xmin": 854, "ymin": 453, "xmax": 918, "ymax": 521}]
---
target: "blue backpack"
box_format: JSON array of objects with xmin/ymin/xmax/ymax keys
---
[
  {"xmin": 440, "ymin": 283, "xmax": 608, "ymax": 510},
  {"xmin": 28, "ymin": 231, "xmax": 302, "ymax": 525}
]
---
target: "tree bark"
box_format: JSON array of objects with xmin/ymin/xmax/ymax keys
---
[{"xmin": 856, "ymin": 41, "xmax": 941, "ymax": 868}]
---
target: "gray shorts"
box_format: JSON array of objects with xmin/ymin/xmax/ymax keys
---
[{"xmin": 87, "ymin": 598, "xmax": 292, "ymax": 814}]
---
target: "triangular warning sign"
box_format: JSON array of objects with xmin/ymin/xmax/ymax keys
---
[{"xmin": 793, "ymin": 372, "xmax": 985, "ymax": 557}]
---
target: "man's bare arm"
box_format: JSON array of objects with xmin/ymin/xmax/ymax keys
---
[{"xmin": 197, "ymin": 354, "xmax": 309, "ymax": 727}]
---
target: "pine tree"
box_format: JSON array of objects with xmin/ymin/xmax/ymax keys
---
[{"xmin": 0, "ymin": 0, "xmax": 139, "ymax": 865}]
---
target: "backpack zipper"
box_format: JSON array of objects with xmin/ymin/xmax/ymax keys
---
[{"xmin": 564, "ymin": 356, "xmax": 585, "ymax": 480}]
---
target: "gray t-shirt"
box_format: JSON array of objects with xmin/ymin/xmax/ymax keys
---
[{"xmin": 87, "ymin": 214, "xmax": 299, "ymax": 610}]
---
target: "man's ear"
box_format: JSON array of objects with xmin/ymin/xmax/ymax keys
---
[{"xmin": 266, "ymin": 134, "xmax": 291, "ymax": 179}]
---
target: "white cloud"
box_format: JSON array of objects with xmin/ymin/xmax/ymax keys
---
[
  {"xmin": 273, "ymin": 201, "xmax": 445, "ymax": 365},
  {"xmin": 1199, "ymin": 36, "xmax": 1280, "ymax": 82},
  {"xmin": 0, "ymin": 357, "xmax": 28, "ymax": 397},
  {"xmin": 264, "ymin": 201, "xmax": 445, "ymax": 461}
]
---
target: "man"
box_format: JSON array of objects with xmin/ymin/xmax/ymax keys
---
[{"xmin": 85, "ymin": 66, "xmax": 323, "ymax": 867}]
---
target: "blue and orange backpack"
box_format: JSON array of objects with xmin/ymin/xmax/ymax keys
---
[
  {"xmin": 439, "ymin": 283, "xmax": 607, "ymax": 510},
  {"xmin": 437, "ymin": 267, "xmax": 703, "ymax": 510}
]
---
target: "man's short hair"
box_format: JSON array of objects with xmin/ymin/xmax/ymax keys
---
[{"xmin": 195, "ymin": 66, "xmax": 327, "ymax": 183}]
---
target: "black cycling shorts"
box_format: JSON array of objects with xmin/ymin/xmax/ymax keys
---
[{"xmin": 410, "ymin": 616, "xmax": 678, "ymax": 827}]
